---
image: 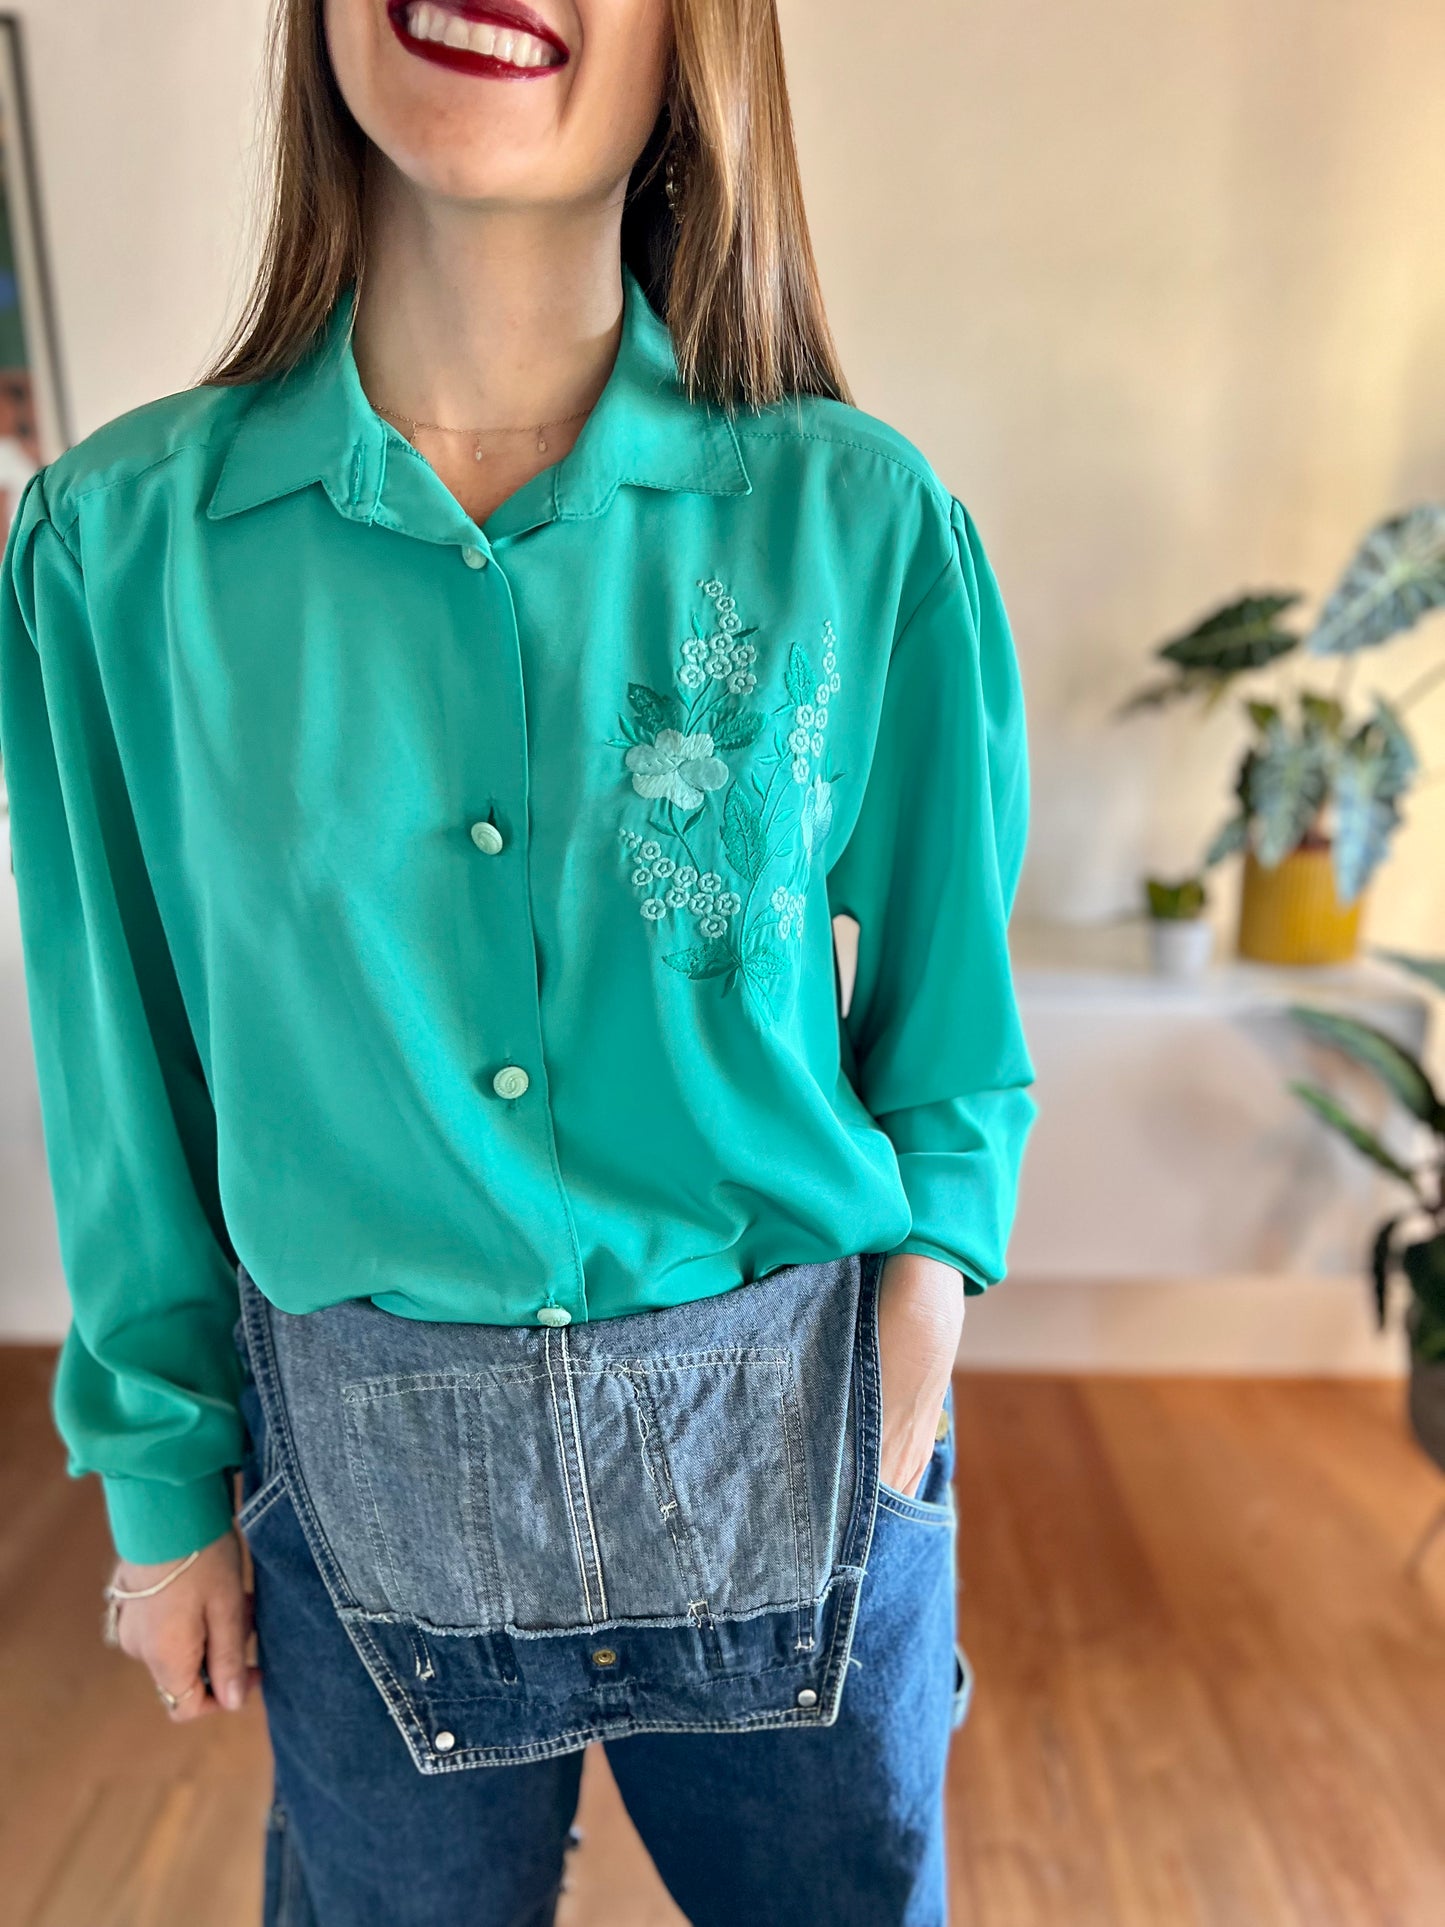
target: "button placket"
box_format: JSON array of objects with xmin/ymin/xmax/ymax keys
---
[{"xmin": 462, "ymin": 542, "xmax": 586, "ymax": 1325}]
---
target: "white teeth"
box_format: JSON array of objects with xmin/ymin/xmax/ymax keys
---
[{"xmin": 404, "ymin": 4, "xmax": 560, "ymax": 67}]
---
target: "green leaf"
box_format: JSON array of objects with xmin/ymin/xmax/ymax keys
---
[
  {"xmin": 709, "ymin": 708, "xmax": 766, "ymax": 751},
  {"xmin": 1203, "ymin": 813, "xmax": 1250, "ymax": 868},
  {"xmin": 1374, "ymin": 951, "xmax": 1445, "ymax": 995},
  {"xmin": 1288, "ymin": 1080, "xmax": 1420, "ymax": 1187},
  {"xmin": 1245, "ymin": 719, "xmax": 1332, "ymax": 865},
  {"xmin": 721, "ymin": 783, "xmax": 766, "ymax": 881},
  {"xmin": 663, "ymin": 941, "xmax": 735, "ymax": 980},
  {"xmin": 1114, "ymin": 674, "xmax": 1210, "ymax": 718},
  {"xmin": 784, "ymin": 641, "xmax": 813, "ymax": 708},
  {"xmin": 1156, "ymin": 593, "xmax": 1302, "ymax": 676},
  {"xmin": 1307, "ymin": 504, "xmax": 1445, "ymax": 657},
  {"xmin": 1290, "ymin": 1006, "xmax": 1441, "ymax": 1126},
  {"xmin": 1245, "ymin": 700, "xmax": 1281, "ymax": 732},
  {"xmin": 743, "ymin": 945, "xmax": 787, "ymax": 984},
  {"xmin": 1331, "ymin": 743, "xmax": 1404, "ymax": 904},
  {"xmin": 628, "ymin": 683, "xmax": 682, "ymax": 737},
  {"xmin": 1299, "ymin": 691, "xmax": 1346, "ymax": 737},
  {"xmin": 1371, "ymin": 1217, "xmax": 1401, "ymax": 1331}
]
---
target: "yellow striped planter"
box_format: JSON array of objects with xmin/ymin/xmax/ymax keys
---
[{"xmin": 1236, "ymin": 847, "xmax": 1363, "ymax": 965}]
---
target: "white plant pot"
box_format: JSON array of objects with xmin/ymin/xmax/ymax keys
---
[{"xmin": 1148, "ymin": 917, "xmax": 1213, "ymax": 980}]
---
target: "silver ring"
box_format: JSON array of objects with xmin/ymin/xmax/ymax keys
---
[{"xmin": 156, "ymin": 1681, "xmax": 201, "ymax": 1711}]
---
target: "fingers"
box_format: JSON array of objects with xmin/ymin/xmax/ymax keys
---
[
  {"xmin": 204, "ymin": 1580, "xmax": 254, "ymax": 1712},
  {"xmin": 110, "ymin": 1531, "xmax": 257, "ymax": 1721}
]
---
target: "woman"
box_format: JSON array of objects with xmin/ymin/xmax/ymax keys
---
[{"xmin": 0, "ymin": 0, "xmax": 1035, "ymax": 1920}]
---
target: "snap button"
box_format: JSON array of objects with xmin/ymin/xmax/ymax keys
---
[
  {"xmin": 434, "ymin": 1730, "xmax": 456, "ymax": 1752},
  {"xmin": 461, "ymin": 546, "xmax": 487, "ymax": 570},
  {"xmin": 492, "ymin": 1065, "xmax": 530, "ymax": 1100},
  {"xmin": 537, "ymin": 1305, "xmax": 571, "ymax": 1328},
  {"xmin": 469, "ymin": 820, "xmax": 504, "ymax": 855},
  {"xmin": 935, "ymin": 1409, "xmax": 950, "ymax": 1442},
  {"xmin": 795, "ymin": 1688, "xmax": 818, "ymax": 1708},
  {"xmin": 591, "ymin": 1648, "xmax": 618, "ymax": 1667}
]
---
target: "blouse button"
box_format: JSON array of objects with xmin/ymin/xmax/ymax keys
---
[
  {"xmin": 492, "ymin": 1065, "xmax": 530, "ymax": 1100},
  {"xmin": 461, "ymin": 545, "xmax": 488, "ymax": 570},
  {"xmin": 469, "ymin": 821, "xmax": 504, "ymax": 855},
  {"xmin": 538, "ymin": 1306, "xmax": 571, "ymax": 1328}
]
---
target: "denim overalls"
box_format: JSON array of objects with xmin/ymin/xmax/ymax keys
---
[{"xmin": 233, "ymin": 1249, "xmax": 970, "ymax": 1924}]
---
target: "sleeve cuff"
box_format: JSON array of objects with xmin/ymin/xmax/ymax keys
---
[
  {"xmin": 882, "ymin": 1236, "xmax": 991, "ymax": 1293},
  {"xmin": 102, "ymin": 1469, "xmax": 237, "ymax": 1565}
]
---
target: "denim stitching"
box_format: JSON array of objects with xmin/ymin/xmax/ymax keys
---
[
  {"xmin": 542, "ymin": 1328, "xmax": 598, "ymax": 1623},
  {"xmin": 236, "ymin": 1469, "xmax": 288, "ymax": 1534},
  {"xmin": 560, "ymin": 1328, "xmax": 610, "ymax": 1623},
  {"xmin": 342, "ymin": 1395, "xmax": 409, "ymax": 1613}
]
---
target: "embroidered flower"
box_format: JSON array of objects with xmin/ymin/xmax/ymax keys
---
[
  {"xmin": 676, "ymin": 866, "xmax": 698, "ymax": 890},
  {"xmin": 701, "ymin": 914, "xmax": 728, "ymax": 937},
  {"xmin": 792, "ymin": 755, "xmax": 810, "ymax": 784},
  {"xmin": 626, "ymin": 730, "xmax": 730, "ymax": 809},
  {"xmin": 699, "ymin": 872, "xmax": 723, "ymax": 893},
  {"xmin": 631, "ymin": 867, "xmax": 653, "ymax": 887},
  {"xmin": 641, "ymin": 898, "xmax": 667, "ymax": 921},
  {"xmin": 716, "ymin": 891, "xmax": 742, "ymax": 917}
]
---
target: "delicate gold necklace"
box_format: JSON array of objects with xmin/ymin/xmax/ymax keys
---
[{"xmin": 375, "ymin": 399, "xmax": 593, "ymax": 459}]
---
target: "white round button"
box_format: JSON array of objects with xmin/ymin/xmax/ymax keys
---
[
  {"xmin": 469, "ymin": 821, "xmax": 504, "ymax": 855},
  {"xmin": 795, "ymin": 1688, "xmax": 818, "ymax": 1708},
  {"xmin": 461, "ymin": 546, "xmax": 487, "ymax": 570},
  {"xmin": 537, "ymin": 1306, "xmax": 572, "ymax": 1328},
  {"xmin": 492, "ymin": 1065, "xmax": 530, "ymax": 1100},
  {"xmin": 434, "ymin": 1730, "xmax": 456, "ymax": 1752}
]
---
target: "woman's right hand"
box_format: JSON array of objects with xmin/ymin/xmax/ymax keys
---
[{"xmin": 110, "ymin": 1530, "xmax": 259, "ymax": 1721}]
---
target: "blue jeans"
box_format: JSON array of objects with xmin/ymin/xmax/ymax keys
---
[{"xmin": 234, "ymin": 1251, "xmax": 969, "ymax": 1925}]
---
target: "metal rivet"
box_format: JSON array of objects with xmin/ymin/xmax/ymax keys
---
[
  {"xmin": 434, "ymin": 1730, "xmax": 456, "ymax": 1752},
  {"xmin": 591, "ymin": 1648, "xmax": 618, "ymax": 1667},
  {"xmin": 796, "ymin": 1688, "xmax": 818, "ymax": 1709}
]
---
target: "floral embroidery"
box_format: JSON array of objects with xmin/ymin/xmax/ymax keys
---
[{"xmin": 610, "ymin": 578, "xmax": 843, "ymax": 1010}]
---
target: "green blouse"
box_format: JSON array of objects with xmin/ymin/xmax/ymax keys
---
[{"xmin": 0, "ymin": 266, "xmax": 1036, "ymax": 1563}]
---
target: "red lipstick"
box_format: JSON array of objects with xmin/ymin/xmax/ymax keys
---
[{"xmin": 386, "ymin": 1, "xmax": 570, "ymax": 80}]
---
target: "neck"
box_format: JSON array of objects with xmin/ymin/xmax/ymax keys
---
[{"xmin": 350, "ymin": 154, "xmax": 627, "ymax": 434}]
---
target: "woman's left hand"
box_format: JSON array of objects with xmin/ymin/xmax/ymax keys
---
[{"xmin": 876, "ymin": 1253, "xmax": 965, "ymax": 1497}]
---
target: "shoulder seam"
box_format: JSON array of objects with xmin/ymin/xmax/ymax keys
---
[
  {"xmin": 734, "ymin": 424, "xmax": 951, "ymax": 499},
  {"xmin": 50, "ymin": 432, "xmax": 223, "ymax": 545}
]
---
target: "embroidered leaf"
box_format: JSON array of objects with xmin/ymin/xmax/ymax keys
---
[
  {"xmin": 663, "ymin": 941, "xmax": 735, "ymax": 979},
  {"xmin": 784, "ymin": 642, "xmax": 813, "ymax": 708},
  {"xmin": 743, "ymin": 944, "xmax": 787, "ymax": 985},
  {"xmin": 628, "ymin": 683, "xmax": 683, "ymax": 737},
  {"xmin": 710, "ymin": 708, "xmax": 766, "ymax": 751},
  {"xmin": 721, "ymin": 784, "xmax": 766, "ymax": 881}
]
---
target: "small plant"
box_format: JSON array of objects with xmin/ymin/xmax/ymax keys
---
[
  {"xmin": 1288, "ymin": 950, "xmax": 1445, "ymax": 1375},
  {"xmin": 1144, "ymin": 874, "xmax": 1207, "ymax": 921},
  {"xmin": 1120, "ymin": 506, "xmax": 1445, "ymax": 904}
]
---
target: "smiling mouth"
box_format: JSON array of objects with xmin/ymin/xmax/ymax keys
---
[{"xmin": 386, "ymin": 2, "xmax": 570, "ymax": 77}]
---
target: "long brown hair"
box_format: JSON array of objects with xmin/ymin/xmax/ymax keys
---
[{"xmin": 200, "ymin": 0, "xmax": 851, "ymax": 410}]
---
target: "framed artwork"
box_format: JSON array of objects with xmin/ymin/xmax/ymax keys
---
[{"xmin": 0, "ymin": 14, "xmax": 68, "ymax": 539}]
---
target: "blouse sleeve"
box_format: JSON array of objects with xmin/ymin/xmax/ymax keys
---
[
  {"xmin": 0, "ymin": 469, "xmax": 242, "ymax": 1562},
  {"xmin": 826, "ymin": 492, "xmax": 1036, "ymax": 1290}
]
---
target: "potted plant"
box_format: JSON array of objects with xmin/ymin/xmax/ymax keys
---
[
  {"xmin": 1143, "ymin": 873, "xmax": 1212, "ymax": 979},
  {"xmin": 1120, "ymin": 506, "xmax": 1445, "ymax": 965},
  {"xmin": 1287, "ymin": 951, "xmax": 1445, "ymax": 1470}
]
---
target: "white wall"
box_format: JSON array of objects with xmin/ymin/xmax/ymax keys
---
[{"xmin": 3, "ymin": 0, "xmax": 1443, "ymax": 1345}]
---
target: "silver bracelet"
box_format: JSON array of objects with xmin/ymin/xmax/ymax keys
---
[{"xmin": 100, "ymin": 1549, "xmax": 200, "ymax": 1645}]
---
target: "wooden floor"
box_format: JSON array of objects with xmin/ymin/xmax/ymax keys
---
[{"xmin": 3, "ymin": 1350, "xmax": 1444, "ymax": 1926}]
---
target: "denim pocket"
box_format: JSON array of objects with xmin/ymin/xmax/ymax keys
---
[{"xmin": 339, "ymin": 1343, "xmax": 812, "ymax": 1632}]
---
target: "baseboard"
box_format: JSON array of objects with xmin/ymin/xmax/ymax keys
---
[{"xmin": 958, "ymin": 1273, "xmax": 1406, "ymax": 1376}]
